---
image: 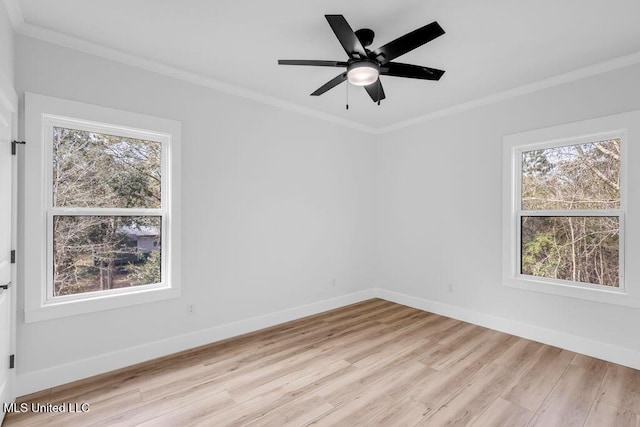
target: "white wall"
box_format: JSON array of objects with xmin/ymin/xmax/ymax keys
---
[
  {"xmin": 0, "ymin": 1, "xmax": 13, "ymax": 86},
  {"xmin": 376, "ymin": 63, "xmax": 640, "ymax": 355},
  {"xmin": 14, "ymin": 35, "xmax": 377, "ymax": 385}
]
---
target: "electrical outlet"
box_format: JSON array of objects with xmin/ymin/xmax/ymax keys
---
[
  {"xmin": 447, "ymin": 283, "xmax": 453, "ymax": 293},
  {"xmin": 332, "ymin": 278, "xmax": 337, "ymax": 287},
  {"xmin": 187, "ymin": 304, "xmax": 195, "ymax": 315}
]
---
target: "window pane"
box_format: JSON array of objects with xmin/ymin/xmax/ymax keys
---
[
  {"xmin": 53, "ymin": 216, "xmax": 162, "ymax": 297},
  {"xmin": 521, "ymin": 139, "xmax": 620, "ymax": 210},
  {"xmin": 521, "ymin": 216, "xmax": 619, "ymax": 287},
  {"xmin": 53, "ymin": 127, "xmax": 161, "ymax": 208}
]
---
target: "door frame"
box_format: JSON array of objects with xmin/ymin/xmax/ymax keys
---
[
  {"xmin": 9, "ymin": 102, "xmax": 17, "ymax": 402},
  {"xmin": 0, "ymin": 76, "xmax": 19, "ymax": 409}
]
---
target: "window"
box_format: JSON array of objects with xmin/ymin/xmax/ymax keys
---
[
  {"xmin": 518, "ymin": 137, "xmax": 622, "ymax": 289},
  {"xmin": 503, "ymin": 110, "xmax": 640, "ymax": 308},
  {"xmin": 24, "ymin": 93, "xmax": 181, "ymax": 322},
  {"xmin": 49, "ymin": 122, "xmax": 165, "ymax": 299}
]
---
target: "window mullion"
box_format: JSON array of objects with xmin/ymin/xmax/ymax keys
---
[
  {"xmin": 518, "ymin": 209, "xmax": 622, "ymax": 217},
  {"xmin": 49, "ymin": 207, "xmax": 164, "ymax": 216}
]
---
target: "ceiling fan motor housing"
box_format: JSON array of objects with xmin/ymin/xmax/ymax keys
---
[{"xmin": 355, "ymin": 28, "xmax": 375, "ymax": 47}]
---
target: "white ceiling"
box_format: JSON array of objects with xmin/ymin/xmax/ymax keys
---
[{"xmin": 13, "ymin": 0, "xmax": 640, "ymax": 131}]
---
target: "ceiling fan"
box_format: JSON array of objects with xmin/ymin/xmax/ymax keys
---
[{"xmin": 278, "ymin": 14, "xmax": 446, "ymax": 104}]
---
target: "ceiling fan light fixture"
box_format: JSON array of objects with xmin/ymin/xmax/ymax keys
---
[{"xmin": 347, "ymin": 61, "xmax": 379, "ymax": 86}]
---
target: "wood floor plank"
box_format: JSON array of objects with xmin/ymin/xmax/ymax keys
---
[
  {"xmin": 469, "ymin": 397, "xmax": 533, "ymax": 427},
  {"xmin": 375, "ymin": 304, "xmax": 430, "ymax": 325},
  {"xmin": 501, "ymin": 344, "xmax": 575, "ymax": 412},
  {"xmin": 597, "ymin": 363, "xmax": 640, "ymax": 414},
  {"xmin": 227, "ymin": 359, "xmax": 351, "ymax": 404},
  {"xmin": 5, "ymin": 299, "xmax": 640, "ymax": 427},
  {"xmin": 410, "ymin": 334, "xmax": 521, "ymax": 411},
  {"xmin": 135, "ymin": 390, "xmax": 238, "ymax": 427},
  {"xmin": 417, "ymin": 361, "xmax": 527, "ymax": 426},
  {"xmin": 421, "ymin": 326, "xmax": 496, "ymax": 371},
  {"xmin": 314, "ymin": 299, "xmax": 401, "ymax": 325},
  {"xmin": 492, "ymin": 337, "xmax": 543, "ymax": 369},
  {"xmin": 318, "ymin": 339, "xmax": 435, "ymax": 408},
  {"xmin": 528, "ymin": 358, "xmax": 608, "ymax": 426},
  {"xmin": 341, "ymin": 315, "xmax": 441, "ymax": 364},
  {"xmin": 437, "ymin": 322, "xmax": 484, "ymax": 345},
  {"xmin": 244, "ymin": 395, "xmax": 333, "ymax": 427},
  {"xmin": 584, "ymin": 399, "xmax": 640, "ymax": 427},
  {"xmin": 88, "ymin": 389, "xmax": 233, "ymax": 426},
  {"xmin": 326, "ymin": 365, "xmax": 439, "ymax": 426},
  {"xmin": 204, "ymin": 360, "xmax": 354, "ymax": 426},
  {"xmin": 307, "ymin": 362, "xmax": 431, "ymax": 425},
  {"xmin": 366, "ymin": 398, "xmax": 430, "ymax": 426}
]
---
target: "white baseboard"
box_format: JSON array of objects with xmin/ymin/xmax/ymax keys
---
[
  {"xmin": 15, "ymin": 289, "xmax": 375, "ymax": 396},
  {"xmin": 374, "ymin": 288, "xmax": 640, "ymax": 371},
  {"xmin": 16, "ymin": 286, "xmax": 640, "ymax": 396}
]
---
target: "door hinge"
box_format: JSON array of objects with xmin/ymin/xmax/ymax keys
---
[
  {"xmin": 10, "ymin": 249, "xmax": 15, "ymax": 264},
  {"xmin": 9, "ymin": 354, "xmax": 14, "ymax": 369},
  {"xmin": 11, "ymin": 140, "xmax": 26, "ymax": 155}
]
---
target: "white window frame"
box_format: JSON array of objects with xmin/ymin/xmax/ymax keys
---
[
  {"xmin": 24, "ymin": 93, "xmax": 181, "ymax": 322},
  {"xmin": 515, "ymin": 131, "xmax": 626, "ymax": 291},
  {"xmin": 503, "ymin": 110, "xmax": 640, "ymax": 309}
]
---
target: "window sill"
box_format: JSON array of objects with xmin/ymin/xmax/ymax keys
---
[
  {"xmin": 24, "ymin": 285, "xmax": 180, "ymax": 323},
  {"xmin": 503, "ymin": 276, "xmax": 640, "ymax": 309}
]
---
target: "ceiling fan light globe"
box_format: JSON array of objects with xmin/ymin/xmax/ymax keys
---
[{"xmin": 347, "ymin": 62, "xmax": 379, "ymax": 86}]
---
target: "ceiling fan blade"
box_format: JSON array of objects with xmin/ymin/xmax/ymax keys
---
[
  {"xmin": 325, "ymin": 15, "xmax": 367, "ymax": 59},
  {"xmin": 363, "ymin": 80, "xmax": 386, "ymax": 102},
  {"xmin": 278, "ymin": 60, "xmax": 348, "ymax": 67},
  {"xmin": 310, "ymin": 72, "xmax": 347, "ymax": 96},
  {"xmin": 372, "ymin": 21, "xmax": 445, "ymax": 65},
  {"xmin": 381, "ymin": 62, "xmax": 445, "ymax": 80}
]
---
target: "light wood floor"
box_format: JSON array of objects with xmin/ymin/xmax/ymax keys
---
[{"xmin": 4, "ymin": 299, "xmax": 640, "ymax": 426}]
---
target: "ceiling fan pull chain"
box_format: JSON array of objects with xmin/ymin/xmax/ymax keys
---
[
  {"xmin": 346, "ymin": 78, "xmax": 349, "ymax": 110},
  {"xmin": 378, "ymin": 79, "xmax": 381, "ymax": 106}
]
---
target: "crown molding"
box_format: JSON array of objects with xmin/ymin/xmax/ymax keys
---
[
  {"xmin": 16, "ymin": 22, "xmax": 378, "ymax": 135},
  {"xmin": 10, "ymin": 13, "xmax": 640, "ymax": 135},
  {"xmin": 377, "ymin": 50, "xmax": 640, "ymax": 134}
]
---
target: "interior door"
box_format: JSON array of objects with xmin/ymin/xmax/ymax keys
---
[{"xmin": 0, "ymin": 100, "xmax": 13, "ymax": 422}]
